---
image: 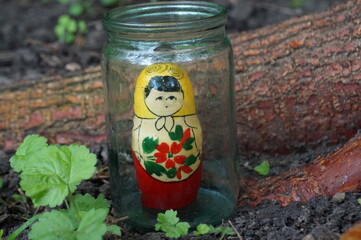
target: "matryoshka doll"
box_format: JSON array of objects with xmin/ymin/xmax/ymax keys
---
[{"xmin": 132, "ymin": 63, "xmax": 202, "ymax": 210}]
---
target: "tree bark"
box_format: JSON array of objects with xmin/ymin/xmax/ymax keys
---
[
  {"xmin": 0, "ymin": 0, "xmax": 361, "ymax": 155},
  {"xmin": 238, "ymin": 133, "xmax": 361, "ymax": 207}
]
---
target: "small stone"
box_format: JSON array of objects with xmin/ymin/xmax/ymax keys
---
[
  {"xmin": 65, "ymin": 62, "xmax": 81, "ymax": 72},
  {"xmin": 302, "ymin": 234, "xmax": 315, "ymax": 240},
  {"xmin": 331, "ymin": 192, "xmax": 346, "ymax": 203}
]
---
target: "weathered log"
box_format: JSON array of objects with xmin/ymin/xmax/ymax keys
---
[
  {"xmin": 232, "ymin": 0, "xmax": 361, "ymax": 154},
  {"xmin": 341, "ymin": 221, "xmax": 361, "ymax": 240},
  {"xmin": 238, "ymin": 133, "xmax": 361, "ymax": 207},
  {"xmin": 0, "ymin": 0, "xmax": 361, "ymax": 154}
]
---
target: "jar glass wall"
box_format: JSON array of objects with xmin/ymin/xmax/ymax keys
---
[{"xmin": 102, "ymin": 1, "xmax": 239, "ymax": 229}]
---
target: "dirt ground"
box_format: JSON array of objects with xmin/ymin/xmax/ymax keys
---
[{"xmin": 2, "ymin": 0, "xmax": 360, "ymax": 239}]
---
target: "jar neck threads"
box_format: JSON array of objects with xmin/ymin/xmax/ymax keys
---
[{"xmin": 103, "ymin": 1, "xmax": 228, "ymax": 40}]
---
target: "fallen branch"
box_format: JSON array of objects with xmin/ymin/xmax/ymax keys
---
[
  {"xmin": 1, "ymin": 0, "xmax": 360, "ymax": 155},
  {"xmin": 238, "ymin": 133, "xmax": 361, "ymax": 206}
]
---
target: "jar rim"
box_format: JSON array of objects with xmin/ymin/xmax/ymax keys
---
[{"xmin": 103, "ymin": 1, "xmax": 228, "ymax": 34}]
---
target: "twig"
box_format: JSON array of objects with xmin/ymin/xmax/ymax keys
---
[
  {"xmin": 111, "ymin": 216, "xmax": 129, "ymax": 224},
  {"xmin": 228, "ymin": 220, "xmax": 243, "ymax": 240}
]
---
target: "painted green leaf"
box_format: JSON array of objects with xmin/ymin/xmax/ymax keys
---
[
  {"xmin": 166, "ymin": 168, "xmax": 177, "ymax": 178},
  {"xmin": 144, "ymin": 161, "xmax": 166, "ymax": 177},
  {"xmin": 183, "ymin": 137, "xmax": 194, "ymax": 150},
  {"xmin": 254, "ymin": 160, "xmax": 270, "ymax": 176},
  {"xmin": 142, "ymin": 137, "xmax": 158, "ymax": 154},
  {"xmin": 169, "ymin": 125, "xmax": 183, "ymax": 141},
  {"xmin": 184, "ymin": 155, "xmax": 197, "ymax": 167}
]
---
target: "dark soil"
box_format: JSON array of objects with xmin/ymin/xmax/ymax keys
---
[{"xmin": 1, "ymin": 0, "xmax": 359, "ymax": 239}]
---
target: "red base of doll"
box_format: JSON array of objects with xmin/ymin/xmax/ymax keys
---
[{"xmin": 132, "ymin": 151, "xmax": 202, "ymax": 210}]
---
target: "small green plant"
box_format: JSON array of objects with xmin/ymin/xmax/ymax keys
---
[
  {"xmin": 55, "ymin": 14, "xmax": 87, "ymax": 44},
  {"xmin": 290, "ymin": 0, "xmax": 305, "ymax": 8},
  {"xmin": 155, "ymin": 209, "xmax": 190, "ymax": 238},
  {"xmin": 357, "ymin": 198, "xmax": 361, "ymax": 205},
  {"xmin": 254, "ymin": 160, "xmax": 270, "ymax": 176},
  {"xmin": 7, "ymin": 134, "xmax": 121, "ymax": 240},
  {"xmin": 54, "ymin": 0, "xmax": 120, "ymax": 44},
  {"xmin": 155, "ymin": 210, "xmax": 236, "ymax": 239}
]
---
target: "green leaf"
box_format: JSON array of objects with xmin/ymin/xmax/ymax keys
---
[
  {"xmin": 0, "ymin": 229, "xmax": 3, "ymax": 239},
  {"xmin": 29, "ymin": 211, "xmax": 77, "ymax": 240},
  {"xmin": 155, "ymin": 210, "xmax": 190, "ymax": 238},
  {"xmin": 54, "ymin": 24, "xmax": 66, "ymax": 39},
  {"xmin": 64, "ymin": 32, "xmax": 75, "ymax": 44},
  {"xmin": 20, "ymin": 144, "xmax": 96, "ymax": 207},
  {"xmin": 29, "ymin": 209, "xmax": 109, "ymax": 240},
  {"xmin": 290, "ymin": 0, "xmax": 305, "ymax": 8},
  {"xmin": 0, "ymin": 178, "xmax": 3, "ymax": 188},
  {"xmin": 10, "ymin": 134, "xmax": 48, "ymax": 172},
  {"xmin": 184, "ymin": 154, "xmax": 197, "ymax": 167},
  {"xmin": 166, "ymin": 222, "xmax": 190, "ymax": 238},
  {"xmin": 106, "ymin": 225, "xmax": 122, "ymax": 236},
  {"xmin": 69, "ymin": 4, "xmax": 84, "ymax": 16},
  {"xmin": 209, "ymin": 226, "xmax": 235, "ymax": 235},
  {"xmin": 193, "ymin": 224, "xmax": 210, "ymax": 236},
  {"xmin": 8, "ymin": 214, "xmax": 41, "ymax": 240},
  {"xmin": 169, "ymin": 125, "xmax": 183, "ymax": 141},
  {"xmin": 142, "ymin": 137, "xmax": 159, "ymax": 154},
  {"xmin": 144, "ymin": 161, "xmax": 166, "ymax": 177},
  {"xmin": 76, "ymin": 208, "xmax": 108, "ymax": 240},
  {"xmin": 219, "ymin": 226, "xmax": 236, "ymax": 235},
  {"xmin": 155, "ymin": 210, "xmax": 179, "ymax": 231},
  {"xmin": 71, "ymin": 194, "xmax": 109, "ymax": 219},
  {"xmin": 254, "ymin": 160, "xmax": 270, "ymax": 176},
  {"xmin": 78, "ymin": 20, "xmax": 87, "ymax": 33},
  {"xmin": 12, "ymin": 194, "xmax": 27, "ymax": 203},
  {"xmin": 58, "ymin": 14, "xmax": 71, "ymax": 25},
  {"xmin": 67, "ymin": 19, "xmax": 78, "ymax": 33},
  {"xmin": 357, "ymin": 198, "xmax": 361, "ymax": 205},
  {"xmin": 183, "ymin": 137, "xmax": 194, "ymax": 150}
]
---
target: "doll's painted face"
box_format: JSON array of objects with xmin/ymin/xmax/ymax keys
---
[{"xmin": 144, "ymin": 75, "xmax": 184, "ymax": 116}]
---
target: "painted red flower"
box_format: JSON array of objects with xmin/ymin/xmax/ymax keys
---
[
  {"xmin": 176, "ymin": 166, "xmax": 193, "ymax": 179},
  {"xmin": 154, "ymin": 142, "xmax": 187, "ymax": 169}
]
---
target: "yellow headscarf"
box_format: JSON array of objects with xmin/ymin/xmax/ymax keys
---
[{"xmin": 133, "ymin": 63, "xmax": 196, "ymax": 118}]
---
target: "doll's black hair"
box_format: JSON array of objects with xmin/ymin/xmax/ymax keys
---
[{"xmin": 144, "ymin": 75, "xmax": 182, "ymax": 97}]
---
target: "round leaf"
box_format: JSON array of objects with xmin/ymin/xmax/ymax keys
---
[
  {"xmin": 69, "ymin": 4, "xmax": 84, "ymax": 16},
  {"xmin": 20, "ymin": 144, "xmax": 96, "ymax": 207}
]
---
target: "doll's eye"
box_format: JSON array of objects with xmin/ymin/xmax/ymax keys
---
[
  {"xmin": 167, "ymin": 96, "xmax": 176, "ymax": 100},
  {"xmin": 156, "ymin": 96, "xmax": 163, "ymax": 100}
]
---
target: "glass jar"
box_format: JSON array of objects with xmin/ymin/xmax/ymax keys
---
[{"xmin": 102, "ymin": 1, "xmax": 239, "ymax": 229}]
